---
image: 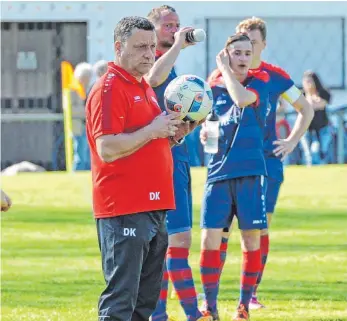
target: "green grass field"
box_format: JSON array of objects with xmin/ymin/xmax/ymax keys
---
[{"xmin": 1, "ymin": 166, "xmax": 347, "ymax": 321}]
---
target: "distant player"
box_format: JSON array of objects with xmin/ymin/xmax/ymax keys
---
[
  {"xmin": 146, "ymin": 5, "xmax": 211, "ymax": 321},
  {"xmin": 1, "ymin": 190, "xmax": 12, "ymax": 212},
  {"xmin": 200, "ymin": 33, "xmax": 270, "ymax": 321},
  {"xmin": 203, "ymin": 17, "xmax": 314, "ymax": 312}
]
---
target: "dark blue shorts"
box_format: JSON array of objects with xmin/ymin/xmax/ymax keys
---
[
  {"xmin": 266, "ymin": 176, "xmax": 282, "ymax": 213},
  {"xmin": 201, "ymin": 176, "xmax": 267, "ymax": 230},
  {"xmin": 166, "ymin": 161, "xmax": 192, "ymax": 235}
]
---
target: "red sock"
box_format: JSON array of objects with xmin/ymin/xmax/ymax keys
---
[
  {"xmin": 167, "ymin": 247, "xmax": 201, "ymax": 320},
  {"xmin": 239, "ymin": 249, "xmax": 261, "ymax": 309},
  {"xmin": 200, "ymin": 250, "xmax": 221, "ymax": 314},
  {"xmin": 253, "ymin": 234, "xmax": 269, "ymax": 296}
]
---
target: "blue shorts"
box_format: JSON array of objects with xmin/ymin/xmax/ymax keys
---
[
  {"xmin": 201, "ymin": 176, "xmax": 267, "ymax": 230},
  {"xmin": 266, "ymin": 177, "xmax": 282, "ymax": 213},
  {"xmin": 166, "ymin": 161, "xmax": 192, "ymax": 235}
]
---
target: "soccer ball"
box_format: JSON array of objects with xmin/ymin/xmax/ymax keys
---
[{"xmin": 164, "ymin": 74, "xmax": 213, "ymax": 122}]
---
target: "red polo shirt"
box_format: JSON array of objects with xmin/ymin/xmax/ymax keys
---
[{"xmin": 86, "ymin": 62, "xmax": 175, "ymax": 218}]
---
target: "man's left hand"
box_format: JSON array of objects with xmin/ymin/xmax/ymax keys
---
[{"xmin": 273, "ymin": 138, "xmax": 298, "ymax": 161}]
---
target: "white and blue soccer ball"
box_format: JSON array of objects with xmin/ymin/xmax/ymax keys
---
[{"xmin": 164, "ymin": 75, "xmax": 213, "ymax": 122}]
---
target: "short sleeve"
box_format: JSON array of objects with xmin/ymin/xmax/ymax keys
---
[
  {"xmin": 274, "ymin": 74, "xmax": 294, "ymax": 96},
  {"xmin": 281, "ymin": 85, "xmax": 302, "ymax": 105},
  {"xmin": 264, "ymin": 64, "xmax": 295, "ymax": 98},
  {"xmin": 88, "ymin": 82, "xmax": 129, "ymax": 140}
]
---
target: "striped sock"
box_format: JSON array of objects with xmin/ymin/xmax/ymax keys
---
[
  {"xmin": 239, "ymin": 249, "xmax": 261, "ymax": 310},
  {"xmin": 253, "ymin": 234, "xmax": 269, "ymax": 297},
  {"xmin": 200, "ymin": 249, "xmax": 221, "ymax": 314},
  {"xmin": 167, "ymin": 247, "xmax": 202, "ymax": 321},
  {"xmin": 219, "ymin": 237, "xmax": 229, "ymax": 273},
  {"xmin": 152, "ymin": 261, "xmax": 169, "ymax": 321},
  {"xmin": 204, "ymin": 237, "xmax": 229, "ymax": 311}
]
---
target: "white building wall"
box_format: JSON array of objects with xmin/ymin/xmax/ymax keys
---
[{"xmin": 2, "ymin": 1, "xmax": 347, "ymax": 105}]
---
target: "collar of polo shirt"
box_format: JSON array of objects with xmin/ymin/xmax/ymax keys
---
[
  {"xmin": 108, "ymin": 62, "xmax": 148, "ymax": 86},
  {"xmin": 155, "ymin": 50, "xmax": 165, "ymax": 58}
]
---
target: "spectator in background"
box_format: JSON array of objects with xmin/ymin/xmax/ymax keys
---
[
  {"xmin": 74, "ymin": 61, "xmax": 93, "ymax": 96},
  {"xmin": 72, "ymin": 62, "xmax": 93, "ymax": 170},
  {"xmin": 302, "ymin": 71, "xmax": 332, "ymax": 164},
  {"xmin": 93, "ymin": 60, "xmax": 108, "ymax": 80},
  {"xmin": 1, "ymin": 190, "xmax": 12, "ymax": 212}
]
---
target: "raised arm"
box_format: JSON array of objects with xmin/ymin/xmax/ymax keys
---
[
  {"xmin": 216, "ymin": 49, "xmax": 257, "ymax": 108},
  {"xmin": 145, "ymin": 27, "xmax": 193, "ymax": 87}
]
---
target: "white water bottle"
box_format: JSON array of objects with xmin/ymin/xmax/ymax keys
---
[
  {"xmin": 204, "ymin": 110, "xmax": 220, "ymax": 154},
  {"xmin": 185, "ymin": 29, "xmax": 206, "ymax": 43}
]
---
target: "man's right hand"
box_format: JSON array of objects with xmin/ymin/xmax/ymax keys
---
[
  {"xmin": 216, "ymin": 49, "xmax": 231, "ymax": 72},
  {"xmin": 149, "ymin": 111, "xmax": 182, "ymax": 139},
  {"xmin": 174, "ymin": 27, "xmax": 195, "ymax": 49},
  {"xmin": 200, "ymin": 122, "xmax": 208, "ymax": 145}
]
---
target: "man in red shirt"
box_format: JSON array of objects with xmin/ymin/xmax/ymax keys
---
[{"xmin": 86, "ymin": 16, "xmax": 187, "ymax": 321}]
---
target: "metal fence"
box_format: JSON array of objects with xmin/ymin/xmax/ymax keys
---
[
  {"xmin": 284, "ymin": 104, "xmax": 347, "ymax": 165},
  {"xmin": 205, "ymin": 16, "xmax": 345, "ymax": 88},
  {"xmin": 1, "ymin": 18, "xmax": 346, "ymax": 170},
  {"xmin": 1, "ymin": 105, "xmax": 347, "ymax": 170}
]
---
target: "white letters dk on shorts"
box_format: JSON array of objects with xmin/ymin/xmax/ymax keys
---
[{"xmin": 123, "ymin": 228, "xmax": 136, "ymax": 237}]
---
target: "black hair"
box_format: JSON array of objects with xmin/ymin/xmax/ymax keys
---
[{"xmin": 303, "ymin": 70, "xmax": 331, "ymax": 103}]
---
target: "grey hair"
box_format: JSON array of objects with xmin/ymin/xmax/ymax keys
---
[
  {"xmin": 147, "ymin": 5, "xmax": 177, "ymax": 23},
  {"xmin": 113, "ymin": 16, "xmax": 155, "ymax": 43},
  {"xmin": 74, "ymin": 62, "xmax": 93, "ymax": 81},
  {"xmin": 93, "ymin": 60, "xmax": 108, "ymax": 77}
]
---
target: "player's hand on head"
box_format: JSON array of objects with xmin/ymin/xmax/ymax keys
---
[
  {"xmin": 216, "ymin": 49, "xmax": 230, "ymax": 71},
  {"xmin": 174, "ymin": 27, "xmax": 195, "ymax": 49},
  {"xmin": 150, "ymin": 111, "xmax": 182, "ymax": 139},
  {"xmin": 1, "ymin": 190, "xmax": 12, "ymax": 212},
  {"xmin": 200, "ymin": 122, "xmax": 208, "ymax": 145},
  {"xmin": 273, "ymin": 138, "xmax": 297, "ymax": 161}
]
